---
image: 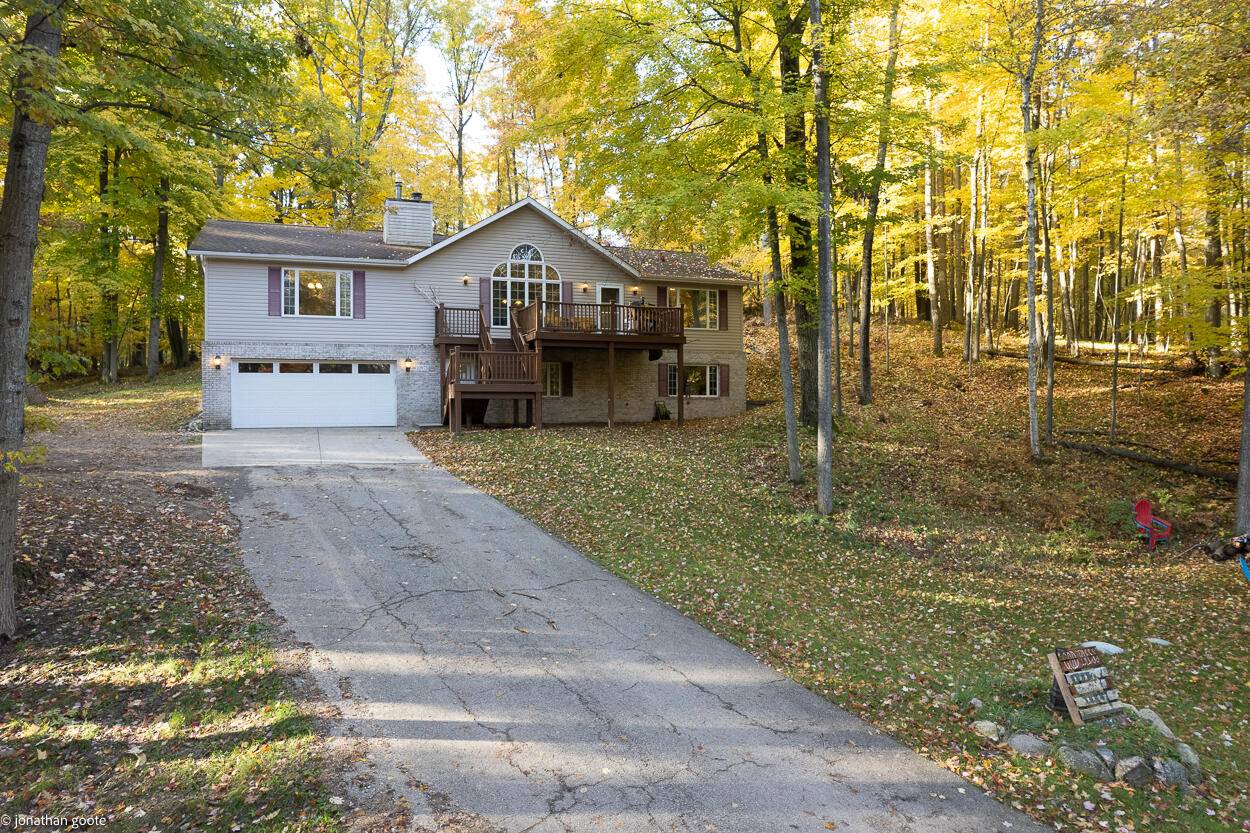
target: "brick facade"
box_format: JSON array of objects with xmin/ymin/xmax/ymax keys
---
[
  {"xmin": 200, "ymin": 341, "xmax": 440, "ymax": 430},
  {"xmin": 482, "ymin": 346, "xmax": 747, "ymax": 425}
]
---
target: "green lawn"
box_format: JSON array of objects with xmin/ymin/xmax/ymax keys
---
[
  {"xmin": 2, "ymin": 369, "xmax": 346, "ymax": 831},
  {"xmin": 414, "ymin": 323, "xmax": 1250, "ymax": 833}
]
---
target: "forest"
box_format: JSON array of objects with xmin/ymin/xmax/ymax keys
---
[{"xmin": 3, "ymin": 0, "xmax": 1245, "ymax": 445}]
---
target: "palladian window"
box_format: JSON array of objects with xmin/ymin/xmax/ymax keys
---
[{"xmin": 491, "ymin": 244, "xmax": 561, "ymax": 327}]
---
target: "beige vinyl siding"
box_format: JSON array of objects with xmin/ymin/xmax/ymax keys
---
[
  {"xmin": 417, "ymin": 204, "xmax": 638, "ymax": 334},
  {"xmin": 643, "ymin": 282, "xmax": 744, "ymax": 351}
]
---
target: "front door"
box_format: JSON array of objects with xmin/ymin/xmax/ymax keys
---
[{"xmin": 598, "ymin": 284, "xmax": 623, "ymax": 332}]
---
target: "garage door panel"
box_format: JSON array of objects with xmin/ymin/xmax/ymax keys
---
[{"xmin": 231, "ymin": 361, "xmax": 397, "ymax": 428}]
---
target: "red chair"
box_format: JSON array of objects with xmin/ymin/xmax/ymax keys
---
[{"xmin": 1133, "ymin": 499, "xmax": 1172, "ymax": 550}]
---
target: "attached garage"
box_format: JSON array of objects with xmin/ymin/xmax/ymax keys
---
[{"xmin": 231, "ymin": 360, "xmax": 398, "ymax": 429}]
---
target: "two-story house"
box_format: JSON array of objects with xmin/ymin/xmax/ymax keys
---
[{"xmin": 189, "ymin": 192, "xmax": 749, "ymax": 432}]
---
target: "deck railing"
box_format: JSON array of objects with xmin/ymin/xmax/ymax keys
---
[
  {"xmin": 435, "ymin": 305, "xmax": 481, "ymax": 339},
  {"xmin": 448, "ymin": 348, "xmax": 539, "ymax": 385},
  {"xmin": 519, "ymin": 301, "xmax": 684, "ymax": 339}
]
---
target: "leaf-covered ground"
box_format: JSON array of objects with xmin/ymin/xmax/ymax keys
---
[
  {"xmin": 414, "ymin": 321, "xmax": 1250, "ymax": 833},
  {"xmin": 1, "ymin": 370, "xmax": 349, "ymax": 831}
]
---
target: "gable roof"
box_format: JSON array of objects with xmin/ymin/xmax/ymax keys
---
[
  {"xmin": 607, "ymin": 246, "xmax": 749, "ymax": 285},
  {"xmin": 188, "ymin": 219, "xmax": 449, "ymax": 265},
  {"xmin": 406, "ymin": 198, "xmax": 639, "ymax": 278},
  {"xmin": 187, "ymin": 199, "xmax": 746, "ymax": 284}
]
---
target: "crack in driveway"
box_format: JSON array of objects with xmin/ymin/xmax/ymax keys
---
[{"xmin": 226, "ymin": 437, "xmax": 1048, "ymax": 833}]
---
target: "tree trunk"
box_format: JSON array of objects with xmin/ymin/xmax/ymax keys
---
[
  {"xmin": 924, "ymin": 90, "xmax": 943, "ymax": 358},
  {"xmin": 1020, "ymin": 0, "xmax": 1044, "ymax": 461},
  {"xmin": 811, "ymin": 0, "xmax": 835, "ymax": 514},
  {"xmin": 775, "ymin": 12, "xmax": 816, "ymax": 427},
  {"xmin": 758, "ymin": 132, "xmax": 801, "ymax": 484},
  {"xmin": 147, "ymin": 177, "xmax": 169, "ymax": 379},
  {"xmin": 0, "ymin": 7, "xmax": 63, "ymax": 641},
  {"xmin": 858, "ymin": 0, "xmax": 901, "ymax": 405}
]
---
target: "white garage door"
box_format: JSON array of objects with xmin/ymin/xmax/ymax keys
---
[{"xmin": 231, "ymin": 360, "xmax": 398, "ymax": 429}]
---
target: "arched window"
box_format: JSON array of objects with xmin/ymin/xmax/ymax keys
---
[{"xmin": 490, "ymin": 244, "xmax": 561, "ymax": 326}]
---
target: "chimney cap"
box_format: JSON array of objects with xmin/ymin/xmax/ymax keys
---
[
  {"xmin": 410, "ymin": 191, "xmax": 423, "ymax": 201},
  {"xmin": 394, "ymin": 179, "xmax": 403, "ymax": 199}
]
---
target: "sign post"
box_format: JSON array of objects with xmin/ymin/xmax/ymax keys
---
[{"xmin": 1047, "ymin": 646, "xmax": 1123, "ymax": 725}]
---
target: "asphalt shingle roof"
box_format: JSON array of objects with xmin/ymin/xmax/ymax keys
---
[
  {"xmin": 607, "ymin": 246, "xmax": 749, "ymax": 284},
  {"xmin": 189, "ymin": 219, "xmax": 447, "ymax": 262},
  {"xmin": 189, "ymin": 219, "xmax": 748, "ymax": 284}
]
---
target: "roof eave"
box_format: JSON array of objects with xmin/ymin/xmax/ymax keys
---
[{"xmin": 187, "ymin": 249, "xmax": 411, "ymax": 268}]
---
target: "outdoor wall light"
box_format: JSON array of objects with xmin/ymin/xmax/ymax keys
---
[
  {"xmin": 630, "ymin": 286, "xmax": 640, "ymax": 296},
  {"xmin": 461, "ymin": 274, "xmax": 472, "ymax": 286},
  {"xmin": 402, "ymin": 357, "xmax": 415, "ymax": 373},
  {"xmin": 580, "ymin": 282, "xmax": 590, "ymax": 292},
  {"xmin": 211, "ymin": 354, "xmax": 223, "ymax": 370}
]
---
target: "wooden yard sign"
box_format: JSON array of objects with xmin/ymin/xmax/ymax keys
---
[{"xmin": 1047, "ymin": 646, "xmax": 1123, "ymax": 725}]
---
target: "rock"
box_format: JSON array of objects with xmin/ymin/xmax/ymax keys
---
[
  {"xmin": 972, "ymin": 720, "xmax": 1004, "ymax": 741},
  {"xmin": 1115, "ymin": 755, "xmax": 1153, "ymax": 787},
  {"xmin": 1137, "ymin": 708, "xmax": 1178, "ymax": 740},
  {"xmin": 1175, "ymin": 742, "xmax": 1202, "ymax": 781},
  {"xmin": 1119, "ymin": 702, "xmax": 1139, "ymax": 717},
  {"xmin": 1007, "ymin": 733, "xmax": 1051, "ymax": 757},
  {"xmin": 1152, "ymin": 757, "xmax": 1191, "ymax": 790},
  {"xmin": 1144, "ymin": 637, "xmax": 1173, "ymax": 647},
  {"xmin": 1095, "ymin": 747, "xmax": 1118, "ymax": 771},
  {"xmin": 1056, "ymin": 746, "xmax": 1113, "ymax": 781},
  {"xmin": 969, "ymin": 697, "xmax": 984, "ymax": 711},
  {"xmin": 1080, "ymin": 640, "xmax": 1124, "ymax": 655},
  {"xmin": 24, "ymin": 383, "xmax": 48, "ymax": 406},
  {"xmin": 0, "ymin": 744, "xmax": 15, "ymax": 759}
]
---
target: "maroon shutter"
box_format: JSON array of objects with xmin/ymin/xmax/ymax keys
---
[
  {"xmin": 718, "ymin": 289, "xmax": 729, "ymax": 330},
  {"xmin": 719, "ymin": 364, "xmax": 730, "ymax": 397},
  {"xmin": 656, "ymin": 285, "xmax": 668, "ymax": 306},
  {"xmin": 657, "ymin": 363, "xmax": 669, "ymax": 396},
  {"xmin": 561, "ymin": 361, "xmax": 573, "ymax": 396},
  {"xmin": 352, "ymin": 270, "xmax": 365, "ymax": 318},
  {"xmin": 267, "ymin": 266, "xmax": 282, "ymax": 316},
  {"xmin": 561, "ymin": 280, "xmax": 573, "ymax": 303},
  {"xmin": 479, "ymin": 277, "xmax": 491, "ymax": 317}
]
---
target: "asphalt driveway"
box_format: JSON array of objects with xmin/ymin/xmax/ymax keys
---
[{"xmin": 226, "ymin": 436, "xmax": 1046, "ymax": 832}]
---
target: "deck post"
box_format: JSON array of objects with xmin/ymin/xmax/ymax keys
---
[
  {"xmin": 607, "ymin": 341, "xmax": 616, "ymax": 428},
  {"xmin": 450, "ymin": 389, "xmax": 461, "ymax": 436},
  {"xmin": 676, "ymin": 344, "xmax": 685, "ymax": 426},
  {"xmin": 533, "ymin": 390, "xmax": 543, "ymax": 430}
]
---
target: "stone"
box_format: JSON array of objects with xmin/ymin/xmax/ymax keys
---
[
  {"xmin": 1056, "ymin": 746, "xmax": 1113, "ymax": 781},
  {"xmin": 0, "ymin": 744, "xmax": 15, "ymax": 759},
  {"xmin": 1152, "ymin": 757, "xmax": 1191, "ymax": 789},
  {"xmin": 1136, "ymin": 708, "xmax": 1178, "ymax": 741},
  {"xmin": 1175, "ymin": 742, "xmax": 1202, "ymax": 781},
  {"xmin": 1080, "ymin": 640, "xmax": 1124, "ymax": 655},
  {"xmin": 1144, "ymin": 637, "xmax": 1173, "ymax": 647},
  {"xmin": 1119, "ymin": 702, "xmax": 1139, "ymax": 717},
  {"xmin": 1006, "ymin": 733, "xmax": 1051, "ymax": 757},
  {"xmin": 1095, "ymin": 747, "xmax": 1118, "ymax": 771},
  {"xmin": 972, "ymin": 720, "xmax": 1004, "ymax": 741},
  {"xmin": 1114, "ymin": 755, "xmax": 1153, "ymax": 787},
  {"xmin": 969, "ymin": 697, "xmax": 984, "ymax": 711}
]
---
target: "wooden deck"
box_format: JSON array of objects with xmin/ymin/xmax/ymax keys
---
[{"xmin": 434, "ymin": 302, "xmax": 686, "ymax": 432}]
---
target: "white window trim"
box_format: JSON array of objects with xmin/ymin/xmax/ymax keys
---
[
  {"xmin": 491, "ymin": 243, "xmax": 562, "ymax": 327},
  {"xmin": 668, "ymin": 364, "xmax": 719, "ymax": 398},
  {"xmin": 667, "ymin": 287, "xmax": 719, "ymax": 330},
  {"xmin": 282, "ymin": 268, "xmax": 354, "ymax": 318},
  {"xmin": 542, "ymin": 362, "xmax": 562, "ymax": 398}
]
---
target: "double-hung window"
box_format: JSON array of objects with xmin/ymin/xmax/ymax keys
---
[
  {"xmin": 666, "ymin": 287, "xmax": 718, "ymax": 329},
  {"xmin": 542, "ymin": 362, "xmax": 562, "ymax": 397},
  {"xmin": 282, "ymin": 269, "xmax": 353, "ymax": 317},
  {"xmin": 491, "ymin": 244, "xmax": 561, "ymax": 326},
  {"xmin": 668, "ymin": 364, "xmax": 719, "ymax": 397}
]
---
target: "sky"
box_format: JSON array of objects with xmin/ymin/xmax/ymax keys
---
[{"xmin": 414, "ymin": 41, "xmax": 494, "ymax": 154}]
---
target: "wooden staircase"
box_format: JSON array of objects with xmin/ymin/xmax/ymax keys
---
[{"xmin": 442, "ymin": 307, "xmax": 542, "ymax": 433}]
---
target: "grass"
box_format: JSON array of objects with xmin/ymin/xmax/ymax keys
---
[
  {"xmin": 413, "ymin": 320, "xmax": 1250, "ymax": 833},
  {"xmin": 1, "ymin": 368, "xmax": 344, "ymax": 831}
]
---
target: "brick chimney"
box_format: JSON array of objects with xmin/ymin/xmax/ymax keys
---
[{"xmin": 383, "ymin": 180, "xmax": 433, "ymax": 246}]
